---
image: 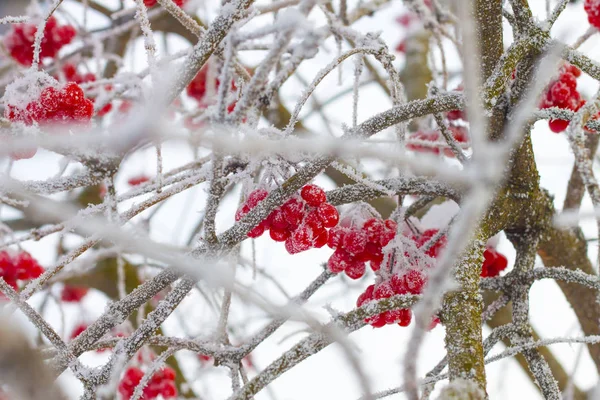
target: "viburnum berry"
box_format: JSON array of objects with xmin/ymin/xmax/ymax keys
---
[
  {"xmin": 585, "ymin": 0, "xmax": 600, "ymax": 29},
  {"xmin": 128, "ymin": 175, "xmax": 151, "ymax": 186},
  {"xmin": 316, "ymin": 203, "xmax": 339, "ymax": 228},
  {"xmin": 61, "ymin": 285, "xmax": 89, "ymax": 302},
  {"xmin": 300, "ymin": 184, "xmax": 327, "ymax": 207},
  {"xmin": 69, "ymin": 323, "xmax": 87, "ymax": 340},
  {"xmin": 144, "ymin": 0, "xmax": 186, "ymax": 7},
  {"xmin": 402, "ymin": 269, "xmax": 426, "ymax": 295},
  {"xmin": 6, "ymin": 82, "xmax": 94, "ymax": 127},
  {"xmin": 342, "ymin": 230, "xmax": 368, "ymax": 256},
  {"xmin": 4, "ymin": 17, "xmax": 76, "ymax": 66},
  {"xmin": 480, "ymin": 247, "xmax": 509, "ymax": 277}
]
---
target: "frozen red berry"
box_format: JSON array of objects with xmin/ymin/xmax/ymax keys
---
[
  {"xmin": 300, "ymin": 184, "xmax": 327, "ymax": 207},
  {"xmin": 316, "ymin": 203, "xmax": 339, "ymax": 228}
]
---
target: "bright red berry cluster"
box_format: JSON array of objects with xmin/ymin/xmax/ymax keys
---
[
  {"xmin": 119, "ymin": 367, "xmax": 177, "ymax": 400},
  {"xmin": 128, "ymin": 175, "xmax": 151, "ymax": 186},
  {"xmin": 585, "ymin": 0, "xmax": 600, "ymax": 29},
  {"xmin": 144, "ymin": 0, "xmax": 185, "ymax": 7},
  {"xmin": 356, "ymin": 273, "xmax": 420, "ymax": 327},
  {"xmin": 235, "ymin": 184, "xmax": 339, "ymax": 254},
  {"xmin": 327, "ymin": 217, "xmax": 397, "ymax": 279},
  {"xmin": 6, "ymin": 82, "xmax": 94, "ymax": 127},
  {"xmin": 480, "ymin": 247, "xmax": 508, "ymax": 278},
  {"xmin": 4, "ymin": 17, "xmax": 76, "ymax": 66},
  {"xmin": 540, "ymin": 64, "xmax": 584, "ymax": 133},
  {"xmin": 0, "ymin": 250, "xmax": 44, "ymax": 292},
  {"xmin": 353, "ymin": 229, "xmax": 445, "ymax": 328},
  {"xmin": 406, "ymin": 126, "xmax": 468, "ymax": 158},
  {"xmin": 5, "ymin": 82, "xmax": 94, "ymax": 160},
  {"xmin": 61, "ymin": 285, "xmax": 89, "ymax": 302}
]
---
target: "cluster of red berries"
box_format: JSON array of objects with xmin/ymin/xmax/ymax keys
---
[
  {"xmin": 540, "ymin": 64, "xmax": 584, "ymax": 133},
  {"xmin": 585, "ymin": 0, "xmax": 600, "ymax": 29},
  {"xmin": 0, "ymin": 250, "xmax": 44, "ymax": 292},
  {"xmin": 406, "ymin": 126, "xmax": 468, "ymax": 158},
  {"xmin": 480, "ymin": 247, "xmax": 508, "ymax": 278},
  {"xmin": 355, "ymin": 226, "xmax": 508, "ymax": 329},
  {"xmin": 6, "ymin": 82, "xmax": 94, "ymax": 127},
  {"xmin": 356, "ymin": 270, "xmax": 430, "ymax": 328},
  {"xmin": 326, "ymin": 217, "xmax": 397, "ymax": 279},
  {"xmin": 5, "ymin": 82, "xmax": 94, "ymax": 160},
  {"xmin": 119, "ymin": 366, "xmax": 177, "ymax": 400},
  {"xmin": 61, "ymin": 285, "xmax": 89, "ymax": 302},
  {"xmin": 4, "ymin": 17, "xmax": 76, "ymax": 66},
  {"xmin": 144, "ymin": 0, "xmax": 185, "ymax": 7},
  {"xmin": 235, "ymin": 184, "xmax": 339, "ymax": 254}
]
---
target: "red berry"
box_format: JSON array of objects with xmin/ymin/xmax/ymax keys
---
[
  {"xmin": 312, "ymin": 228, "xmax": 329, "ymax": 248},
  {"xmin": 160, "ymin": 381, "xmax": 177, "ymax": 398},
  {"xmin": 369, "ymin": 314, "xmax": 387, "ymax": 328},
  {"xmin": 290, "ymin": 226, "xmax": 312, "ymax": 252},
  {"xmin": 342, "ymin": 230, "xmax": 367, "ymax": 255},
  {"xmin": 357, "ymin": 285, "xmax": 374, "ymax": 307},
  {"xmin": 69, "ymin": 323, "xmax": 87, "ymax": 340},
  {"xmin": 374, "ymin": 282, "xmax": 394, "ymax": 299},
  {"xmin": 61, "ymin": 285, "xmax": 89, "ymax": 302},
  {"xmin": 327, "ymin": 226, "xmax": 347, "ymax": 249},
  {"xmin": 235, "ymin": 204, "xmax": 251, "ymax": 221},
  {"xmin": 403, "ymin": 269, "xmax": 426, "ymax": 295},
  {"xmin": 247, "ymin": 222, "xmax": 266, "ymax": 238},
  {"xmin": 281, "ymin": 198, "xmax": 305, "ymax": 228},
  {"xmin": 345, "ymin": 260, "xmax": 366, "ymax": 280},
  {"xmin": 327, "ymin": 249, "xmax": 353, "ymax": 273},
  {"xmin": 269, "ymin": 227, "xmax": 289, "ymax": 242},
  {"xmin": 390, "ymin": 274, "xmax": 407, "ymax": 294},
  {"xmin": 397, "ymin": 309, "xmax": 412, "ymax": 327},
  {"xmin": 300, "ymin": 184, "xmax": 326, "ymax": 207},
  {"xmin": 246, "ymin": 189, "xmax": 268, "ymax": 208},
  {"xmin": 316, "ymin": 203, "xmax": 339, "ymax": 228},
  {"xmin": 362, "ymin": 218, "xmax": 384, "ymax": 243},
  {"xmin": 549, "ymin": 119, "xmax": 569, "ymax": 133},
  {"xmin": 127, "ymin": 175, "xmax": 150, "ymax": 186},
  {"xmin": 268, "ymin": 209, "xmax": 289, "ymax": 230}
]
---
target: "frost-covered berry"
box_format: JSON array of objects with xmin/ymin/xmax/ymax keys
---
[
  {"xmin": 61, "ymin": 285, "xmax": 89, "ymax": 303},
  {"xmin": 127, "ymin": 175, "xmax": 150, "ymax": 186},
  {"xmin": 6, "ymin": 83, "xmax": 94, "ymax": 127},
  {"xmin": 300, "ymin": 184, "xmax": 327, "ymax": 207},
  {"xmin": 342, "ymin": 230, "xmax": 368, "ymax": 255},
  {"xmin": 144, "ymin": 0, "xmax": 186, "ymax": 7},
  {"xmin": 316, "ymin": 203, "xmax": 339, "ymax": 228}
]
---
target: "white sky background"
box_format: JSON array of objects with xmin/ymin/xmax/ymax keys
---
[{"xmin": 3, "ymin": 0, "xmax": 600, "ymax": 399}]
